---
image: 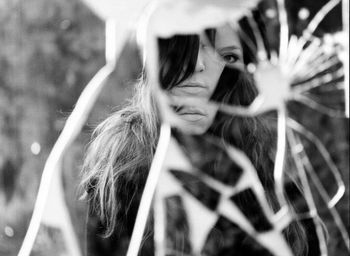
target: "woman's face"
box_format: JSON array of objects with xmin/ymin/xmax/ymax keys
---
[{"xmin": 169, "ymin": 25, "xmax": 243, "ymax": 134}]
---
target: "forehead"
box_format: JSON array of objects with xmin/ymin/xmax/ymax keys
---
[{"xmin": 214, "ymin": 24, "xmax": 240, "ymax": 49}]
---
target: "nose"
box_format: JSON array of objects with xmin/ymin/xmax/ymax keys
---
[{"xmin": 195, "ymin": 49, "xmax": 205, "ymax": 72}]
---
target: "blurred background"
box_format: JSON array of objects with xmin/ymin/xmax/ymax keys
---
[{"xmin": 0, "ymin": 0, "xmax": 348, "ymax": 255}]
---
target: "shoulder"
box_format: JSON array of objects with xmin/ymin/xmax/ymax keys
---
[
  {"xmin": 94, "ymin": 106, "xmax": 152, "ymax": 163},
  {"xmin": 82, "ymin": 106, "xmax": 152, "ymax": 193}
]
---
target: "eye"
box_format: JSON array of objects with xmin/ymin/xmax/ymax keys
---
[{"xmin": 221, "ymin": 53, "xmax": 239, "ymax": 64}]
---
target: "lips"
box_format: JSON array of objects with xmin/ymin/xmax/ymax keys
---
[
  {"xmin": 181, "ymin": 81, "xmax": 207, "ymax": 89},
  {"xmin": 177, "ymin": 106, "xmax": 207, "ymax": 121}
]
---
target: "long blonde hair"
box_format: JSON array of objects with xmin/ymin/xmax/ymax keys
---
[{"xmin": 80, "ymin": 77, "xmax": 159, "ymax": 237}]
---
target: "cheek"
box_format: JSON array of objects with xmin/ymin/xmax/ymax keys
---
[
  {"xmin": 206, "ymin": 104, "xmax": 219, "ymax": 121},
  {"xmin": 207, "ymin": 64, "xmax": 225, "ymax": 95},
  {"xmin": 196, "ymin": 105, "xmax": 218, "ymax": 134},
  {"xmin": 199, "ymin": 103, "xmax": 218, "ymax": 131}
]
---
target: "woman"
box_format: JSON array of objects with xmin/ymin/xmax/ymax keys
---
[{"xmin": 81, "ymin": 24, "xmax": 313, "ymax": 256}]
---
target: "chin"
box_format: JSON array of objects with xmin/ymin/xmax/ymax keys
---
[{"xmin": 181, "ymin": 122, "xmax": 210, "ymax": 135}]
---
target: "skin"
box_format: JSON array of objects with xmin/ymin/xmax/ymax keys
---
[{"xmin": 170, "ymin": 24, "xmax": 244, "ymax": 134}]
